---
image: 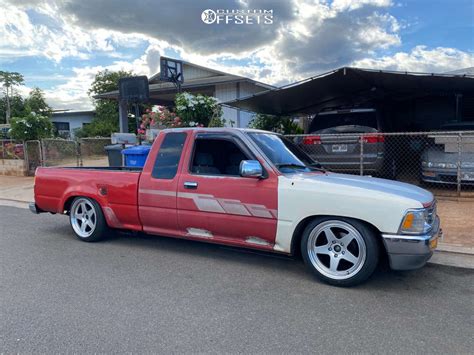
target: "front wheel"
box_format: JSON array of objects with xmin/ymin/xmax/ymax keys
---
[
  {"xmin": 301, "ymin": 217, "xmax": 379, "ymax": 286},
  {"xmin": 69, "ymin": 197, "xmax": 108, "ymax": 242}
]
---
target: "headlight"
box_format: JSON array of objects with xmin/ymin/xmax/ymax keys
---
[{"xmin": 399, "ymin": 209, "xmax": 432, "ymax": 235}]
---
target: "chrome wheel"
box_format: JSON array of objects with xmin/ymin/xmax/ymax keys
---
[
  {"xmin": 70, "ymin": 198, "xmax": 97, "ymax": 238},
  {"xmin": 307, "ymin": 220, "xmax": 367, "ymax": 280}
]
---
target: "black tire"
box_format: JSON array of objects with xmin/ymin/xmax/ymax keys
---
[
  {"xmin": 69, "ymin": 197, "xmax": 108, "ymax": 242},
  {"xmin": 301, "ymin": 217, "xmax": 379, "ymax": 287}
]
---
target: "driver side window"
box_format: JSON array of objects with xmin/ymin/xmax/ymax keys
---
[{"xmin": 191, "ymin": 138, "xmax": 248, "ymax": 176}]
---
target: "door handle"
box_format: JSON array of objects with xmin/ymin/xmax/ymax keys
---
[{"xmin": 184, "ymin": 181, "xmax": 198, "ymax": 189}]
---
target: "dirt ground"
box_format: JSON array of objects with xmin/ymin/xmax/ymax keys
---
[{"xmin": 437, "ymin": 198, "xmax": 474, "ymax": 248}]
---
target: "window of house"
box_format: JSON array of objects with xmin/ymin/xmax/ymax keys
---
[
  {"xmin": 190, "ymin": 137, "xmax": 249, "ymax": 176},
  {"xmin": 53, "ymin": 122, "xmax": 70, "ymax": 131},
  {"xmin": 152, "ymin": 132, "xmax": 187, "ymax": 179}
]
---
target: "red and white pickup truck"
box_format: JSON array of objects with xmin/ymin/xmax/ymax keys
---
[{"xmin": 31, "ymin": 128, "xmax": 441, "ymax": 286}]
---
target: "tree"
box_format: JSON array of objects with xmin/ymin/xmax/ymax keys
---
[
  {"xmin": 78, "ymin": 69, "xmax": 134, "ymax": 137},
  {"xmin": 9, "ymin": 112, "xmax": 54, "ymax": 141},
  {"xmin": 0, "ymin": 71, "xmax": 24, "ymax": 124},
  {"xmin": 0, "ymin": 94, "xmax": 26, "ymax": 124},
  {"xmin": 25, "ymin": 87, "xmax": 52, "ymax": 116}
]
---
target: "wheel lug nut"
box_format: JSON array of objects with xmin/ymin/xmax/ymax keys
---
[
  {"xmin": 328, "ymin": 248, "xmax": 332, "ymax": 251},
  {"xmin": 334, "ymin": 254, "xmax": 338, "ymax": 257},
  {"xmin": 342, "ymin": 251, "xmax": 345, "ymax": 254}
]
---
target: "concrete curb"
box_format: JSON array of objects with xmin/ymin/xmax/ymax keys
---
[
  {"xmin": 0, "ymin": 198, "xmax": 30, "ymax": 209},
  {"xmin": 1, "ymin": 198, "xmax": 473, "ymax": 269},
  {"xmin": 437, "ymin": 242, "xmax": 474, "ymax": 255},
  {"xmin": 428, "ymin": 250, "xmax": 474, "ymax": 269}
]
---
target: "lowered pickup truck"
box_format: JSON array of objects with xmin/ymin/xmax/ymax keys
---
[{"xmin": 31, "ymin": 128, "xmax": 440, "ymax": 286}]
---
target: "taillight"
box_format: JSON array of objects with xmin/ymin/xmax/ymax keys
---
[
  {"xmin": 303, "ymin": 135, "xmax": 321, "ymax": 145},
  {"xmin": 361, "ymin": 134, "xmax": 384, "ymax": 143}
]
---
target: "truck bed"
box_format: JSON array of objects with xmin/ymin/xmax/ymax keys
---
[
  {"xmin": 34, "ymin": 166, "xmax": 142, "ymax": 231},
  {"xmin": 52, "ymin": 166, "xmax": 143, "ymax": 172}
]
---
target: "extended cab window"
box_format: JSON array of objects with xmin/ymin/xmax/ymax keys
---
[
  {"xmin": 191, "ymin": 137, "xmax": 248, "ymax": 176},
  {"xmin": 152, "ymin": 132, "xmax": 187, "ymax": 179}
]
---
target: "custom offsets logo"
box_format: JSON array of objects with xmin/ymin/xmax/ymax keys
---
[{"xmin": 201, "ymin": 9, "xmax": 273, "ymax": 25}]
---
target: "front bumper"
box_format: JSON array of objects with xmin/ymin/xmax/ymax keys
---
[
  {"xmin": 382, "ymin": 217, "xmax": 441, "ymax": 271},
  {"xmin": 421, "ymin": 167, "xmax": 474, "ymax": 185}
]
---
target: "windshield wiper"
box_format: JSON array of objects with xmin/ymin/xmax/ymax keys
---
[
  {"xmin": 276, "ymin": 163, "xmax": 308, "ymax": 170},
  {"xmin": 308, "ymin": 163, "xmax": 326, "ymax": 172}
]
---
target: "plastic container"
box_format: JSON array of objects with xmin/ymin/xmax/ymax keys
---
[
  {"xmin": 105, "ymin": 144, "xmax": 124, "ymax": 167},
  {"xmin": 121, "ymin": 145, "xmax": 151, "ymax": 167}
]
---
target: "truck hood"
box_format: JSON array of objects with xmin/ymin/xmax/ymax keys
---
[{"xmin": 288, "ymin": 172, "xmax": 433, "ymax": 207}]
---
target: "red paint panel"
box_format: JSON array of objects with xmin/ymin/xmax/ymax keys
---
[
  {"xmin": 34, "ymin": 167, "xmax": 142, "ymax": 230},
  {"xmin": 176, "ymin": 131, "xmax": 279, "ymax": 247},
  {"xmin": 138, "ymin": 131, "xmax": 191, "ymax": 235}
]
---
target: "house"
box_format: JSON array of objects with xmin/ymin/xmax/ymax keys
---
[
  {"xmin": 51, "ymin": 110, "xmax": 95, "ymax": 138},
  {"xmin": 96, "ymin": 58, "xmax": 275, "ymax": 132}
]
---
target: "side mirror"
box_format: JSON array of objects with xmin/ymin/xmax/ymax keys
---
[{"xmin": 240, "ymin": 160, "xmax": 263, "ymax": 178}]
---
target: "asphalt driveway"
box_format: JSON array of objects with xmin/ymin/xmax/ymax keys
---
[{"xmin": 1, "ymin": 206, "xmax": 473, "ymax": 353}]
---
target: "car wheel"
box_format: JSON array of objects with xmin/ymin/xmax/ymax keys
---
[
  {"xmin": 69, "ymin": 197, "xmax": 108, "ymax": 242},
  {"xmin": 301, "ymin": 217, "xmax": 379, "ymax": 286}
]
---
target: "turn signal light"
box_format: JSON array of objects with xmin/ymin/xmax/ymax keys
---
[{"xmin": 402, "ymin": 212, "xmax": 414, "ymax": 229}]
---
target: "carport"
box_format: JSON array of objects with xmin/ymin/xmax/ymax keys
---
[{"xmin": 225, "ymin": 67, "xmax": 474, "ymax": 131}]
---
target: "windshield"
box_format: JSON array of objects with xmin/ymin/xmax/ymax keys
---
[{"xmin": 248, "ymin": 132, "xmax": 321, "ymax": 173}]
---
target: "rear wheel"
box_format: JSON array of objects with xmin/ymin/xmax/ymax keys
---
[
  {"xmin": 69, "ymin": 197, "xmax": 108, "ymax": 242},
  {"xmin": 301, "ymin": 217, "xmax": 379, "ymax": 286}
]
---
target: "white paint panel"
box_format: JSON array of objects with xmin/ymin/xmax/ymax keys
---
[{"xmin": 274, "ymin": 173, "xmax": 433, "ymax": 253}]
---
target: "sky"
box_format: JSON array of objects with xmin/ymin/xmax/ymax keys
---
[{"xmin": 1, "ymin": 0, "xmax": 473, "ymax": 110}]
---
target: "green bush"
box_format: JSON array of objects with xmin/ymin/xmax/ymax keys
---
[
  {"xmin": 249, "ymin": 113, "xmax": 303, "ymax": 134},
  {"xmin": 9, "ymin": 112, "xmax": 54, "ymax": 141}
]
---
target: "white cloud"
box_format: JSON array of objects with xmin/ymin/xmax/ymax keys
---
[
  {"xmin": 352, "ymin": 46, "xmax": 474, "ymax": 73},
  {"xmin": 0, "ymin": 1, "xmax": 150, "ymax": 62},
  {"xmin": 1, "ymin": 0, "xmax": 472, "ymax": 111},
  {"xmin": 331, "ymin": 0, "xmax": 393, "ymax": 12}
]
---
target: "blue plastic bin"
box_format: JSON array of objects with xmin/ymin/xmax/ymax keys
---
[{"xmin": 121, "ymin": 145, "xmax": 151, "ymax": 167}]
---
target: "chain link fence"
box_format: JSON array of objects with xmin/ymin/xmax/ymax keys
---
[
  {"xmin": 0, "ymin": 139, "xmax": 24, "ymax": 160},
  {"xmin": 24, "ymin": 140, "xmax": 42, "ymax": 175},
  {"xmin": 40, "ymin": 139, "xmax": 79, "ymax": 167},
  {"xmin": 79, "ymin": 138, "xmax": 111, "ymax": 167},
  {"xmin": 287, "ymin": 131, "xmax": 474, "ymax": 197}
]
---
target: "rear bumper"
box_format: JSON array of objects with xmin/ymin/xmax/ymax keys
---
[
  {"xmin": 421, "ymin": 168, "xmax": 474, "ymax": 185},
  {"xmin": 382, "ymin": 217, "xmax": 441, "ymax": 271},
  {"xmin": 29, "ymin": 202, "xmax": 45, "ymax": 214}
]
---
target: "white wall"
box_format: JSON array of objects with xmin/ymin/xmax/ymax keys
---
[{"xmin": 215, "ymin": 82, "xmax": 265, "ymax": 128}]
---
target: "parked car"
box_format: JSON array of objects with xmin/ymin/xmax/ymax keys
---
[
  {"xmin": 421, "ymin": 122, "xmax": 474, "ymax": 185},
  {"xmin": 297, "ymin": 108, "xmax": 396, "ymax": 178},
  {"xmin": 30, "ymin": 128, "xmax": 440, "ymax": 286}
]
